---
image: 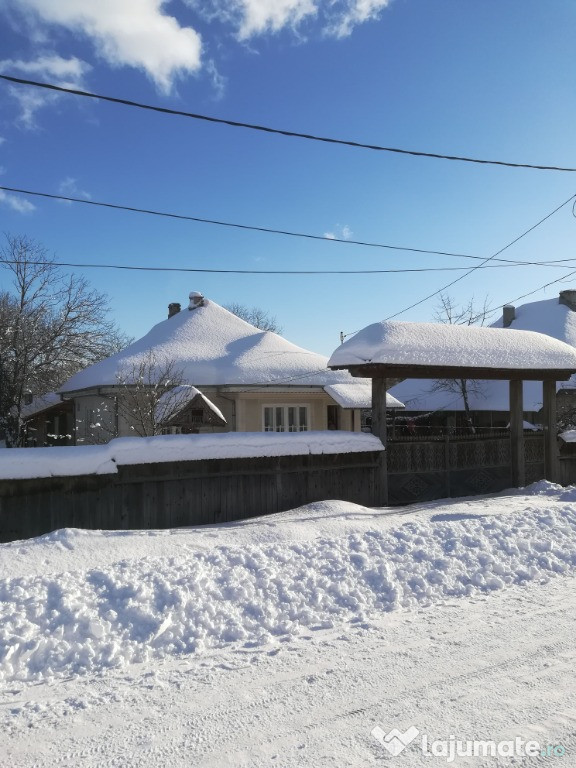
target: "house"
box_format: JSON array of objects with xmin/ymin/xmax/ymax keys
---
[
  {"xmin": 387, "ymin": 290, "xmax": 576, "ymax": 434},
  {"xmin": 20, "ymin": 393, "xmax": 74, "ymax": 447},
  {"xmin": 58, "ymin": 292, "xmax": 404, "ymax": 444}
]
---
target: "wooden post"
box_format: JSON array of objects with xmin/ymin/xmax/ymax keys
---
[
  {"xmin": 371, "ymin": 378, "xmax": 388, "ymax": 505},
  {"xmin": 542, "ymin": 379, "xmax": 558, "ymax": 482},
  {"xmin": 509, "ymin": 379, "xmax": 525, "ymax": 488}
]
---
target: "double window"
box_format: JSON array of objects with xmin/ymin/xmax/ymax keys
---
[{"xmin": 263, "ymin": 405, "xmax": 309, "ymax": 432}]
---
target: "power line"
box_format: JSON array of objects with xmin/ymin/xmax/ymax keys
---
[
  {"xmin": 499, "ymin": 268, "xmax": 576, "ymax": 309},
  {"xmin": 2, "ymin": 185, "xmax": 575, "ymax": 272},
  {"xmin": 0, "ymin": 184, "xmax": 480, "ymax": 259},
  {"xmin": 4, "ymin": 258, "xmax": 575, "ymax": 276},
  {"xmin": 1, "ymin": 74, "xmax": 575, "ymax": 173},
  {"xmin": 367, "ymin": 192, "xmax": 576, "ymax": 328}
]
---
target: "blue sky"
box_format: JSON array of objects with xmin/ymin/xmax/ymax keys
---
[{"xmin": 1, "ymin": 0, "xmax": 576, "ymax": 355}]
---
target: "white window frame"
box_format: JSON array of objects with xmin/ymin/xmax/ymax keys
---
[{"xmin": 262, "ymin": 404, "xmax": 309, "ymax": 432}]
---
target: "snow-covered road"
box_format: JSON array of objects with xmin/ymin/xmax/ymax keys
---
[
  {"xmin": 3, "ymin": 575, "xmax": 575, "ymax": 767},
  {"xmin": 2, "ymin": 482, "xmax": 576, "ymax": 766}
]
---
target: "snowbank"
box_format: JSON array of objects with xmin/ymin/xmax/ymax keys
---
[
  {"xmin": 0, "ymin": 431, "xmax": 384, "ymax": 480},
  {"xmin": 1, "ymin": 482, "xmax": 576, "ymax": 686}
]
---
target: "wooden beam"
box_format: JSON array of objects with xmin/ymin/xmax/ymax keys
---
[
  {"xmin": 509, "ymin": 379, "xmax": 525, "ymax": 488},
  {"xmin": 542, "ymin": 379, "xmax": 558, "ymax": 482},
  {"xmin": 371, "ymin": 378, "xmax": 388, "ymax": 506},
  {"xmin": 335, "ymin": 363, "xmax": 576, "ymax": 382}
]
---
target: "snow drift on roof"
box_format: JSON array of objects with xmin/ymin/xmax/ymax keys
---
[
  {"xmin": 154, "ymin": 385, "xmax": 226, "ymax": 424},
  {"xmin": 388, "ymin": 295, "xmax": 576, "ymax": 412},
  {"xmin": 324, "ymin": 382, "xmax": 404, "ymax": 409},
  {"xmin": 328, "ymin": 319, "xmax": 576, "ymax": 371},
  {"xmin": 60, "ymin": 299, "xmax": 369, "ymax": 392},
  {"xmin": 20, "ymin": 392, "xmax": 63, "ymax": 420}
]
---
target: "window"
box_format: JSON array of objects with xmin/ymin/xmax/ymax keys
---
[
  {"xmin": 327, "ymin": 405, "xmax": 339, "ymax": 430},
  {"xmin": 263, "ymin": 405, "xmax": 309, "ymax": 432},
  {"xmin": 161, "ymin": 426, "xmax": 182, "ymax": 435}
]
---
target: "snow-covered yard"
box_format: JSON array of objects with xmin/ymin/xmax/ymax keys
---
[{"xmin": 2, "ymin": 483, "xmax": 576, "ymax": 766}]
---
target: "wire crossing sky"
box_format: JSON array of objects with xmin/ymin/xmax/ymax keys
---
[
  {"xmin": 1, "ymin": 0, "xmax": 576, "ymax": 353},
  {"xmin": 2, "ymin": 74, "xmax": 575, "ymax": 173}
]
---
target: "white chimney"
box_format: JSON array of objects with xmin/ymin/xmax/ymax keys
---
[{"xmin": 188, "ymin": 292, "xmax": 205, "ymax": 310}]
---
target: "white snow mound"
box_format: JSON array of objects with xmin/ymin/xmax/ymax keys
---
[{"xmin": 2, "ymin": 485, "xmax": 576, "ymax": 686}]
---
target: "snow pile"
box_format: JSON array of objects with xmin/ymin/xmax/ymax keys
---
[
  {"xmin": 2, "ymin": 483, "xmax": 576, "ymax": 686},
  {"xmin": 328, "ymin": 319, "xmax": 576, "ymax": 371},
  {"xmin": 0, "ymin": 431, "xmax": 383, "ymax": 480}
]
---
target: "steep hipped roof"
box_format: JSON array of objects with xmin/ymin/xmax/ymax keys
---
[
  {"xmin": 60, "ymin": 297, "xmax": 387, "ymax": 397},
  {"xmin": 387, "ymin": 296, "xmax": 576, "ymax": 413}
]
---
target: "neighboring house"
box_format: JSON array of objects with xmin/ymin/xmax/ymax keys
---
[
  {"xmin": 388, "ymin": 290, "xmax": 576, "ymax": 433},
  {"xmin": 58, "ymin": 292, "xmax": 404, "ymax": 444},
  {"xmin": 20, "ymin": 393, "xmax": 74, "ymax": 447}
]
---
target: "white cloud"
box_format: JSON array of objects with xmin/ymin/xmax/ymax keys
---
[
  {"xmin": 326, "ymin": 0, "xmax": 392, "ymax": 38},
  {"xmin": 324, "ymin": 224, "xmax": 353, "ymax": 240},
  {"xmin": 205, "ymin": 59, "xmax": 227, "ymax": 100},
  {"xmin": 57, "ymin": 177, "xmax": 92, "ymax": 204},
  {"xmin": 0, "ymin": 54, "xmax": 90, "ymax": 126},
  {"xmin": 234, "ymin": 0, "xmax": 318, "ymax": 40},
  {"xmin": 3, "ymin": 53, "xmax": 88, "ymax": 80},
  {"xmin": 0, "ymin": 189, "xmax": 35, "ymax": 213},
  {"xmin": 185, "ymin": 0, "xmax": 391, "ymax": 40},
  {"xmin": 10, "ymin": 0, "xmax": 202, "ymax": 92}
]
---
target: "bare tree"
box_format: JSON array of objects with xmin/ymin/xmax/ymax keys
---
[
  {"xmin": 429, "ymin": 293, "xmax": 490, "ymax": 429},
  {"xmin": 112, "ymin": 351, "xmax": 189, "ymax": 438},
  {"xmin": 224, "ymin": 303, "xmax": 283, "ymax": 333},
  {"xmin": 0, "ymin": 234, "xmax": 131, "ymax": 446}
]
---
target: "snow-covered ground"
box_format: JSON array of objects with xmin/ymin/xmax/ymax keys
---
[{"xmin": 2, "ymin": 482, "xmax": 576, "ymax": 766}]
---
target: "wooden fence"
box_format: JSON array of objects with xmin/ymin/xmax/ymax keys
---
[
  {"xmin": 2, "ymin": 432, "xmax": 571, "ymax": 543},
  {"xmin": 387, "ymin": 433, "xmax": 545, "ymax": 504},
  {"xmin": 0, "ymin": 450, "xmax": 383, "ymax": 543}
]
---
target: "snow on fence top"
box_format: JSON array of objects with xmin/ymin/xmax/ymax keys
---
[
  {"xmin": 328, "ymin": 320, "xmax": 576, "ymax": 376},
  {"xmin": 0, "ymin": 431, "xmax": 384, "ymax": 481}
]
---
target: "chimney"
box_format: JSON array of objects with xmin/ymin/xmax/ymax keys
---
[
  {"xmin": 502, "ymin": 304, "xmax": 515, "ymax": 328},
  {"xmin": 168, "ymin": 302, "xmax": 181, "ymax": 319},
  {"xmin": 559, "ymin": 290, "xmax": 576, "ymax": 311},
  {"xmin": 188, "ymin": 291, "xmax": 205, "ymax": 310}
]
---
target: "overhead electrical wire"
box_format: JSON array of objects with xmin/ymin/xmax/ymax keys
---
[
  {"xmin": 1, "ymin": 74, "xmax": 575, "ymax": 173},
  {"xmin": 2, "ymin": 185, "xmax": 575, "ymax": 273},
  {"xmin": 341, "ymin": 191, "xmax": 576, "ymax": 337},
  {"xmin": 0, "ymin": 184, "xmax": 483, "ymax": 258},
  {"xmin": 3, "ymin": 258, "xmax": 576, "ymax": 276}
]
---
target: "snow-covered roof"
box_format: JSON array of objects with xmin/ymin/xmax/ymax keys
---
[
  {"xmin": 60, "ymin": 297, "xmax": 372, "ymax": 393},
  {"xmin": 155, "ymin": 385, "xmax": 226, "ymax": 424},
  {"xmin": 20, "ymin": 392, "xmax": 65, "ymax": 420},
  {"xmin": 388, "ymin": 295, "xmax": 576, "ymax": 413},
  {"xmin": 328, "ymin": 319, "xmax": 576, "ymax": 373},
  {"xmin": 323, "ymin": 382, "xmax": 404, "ymax": 410}
]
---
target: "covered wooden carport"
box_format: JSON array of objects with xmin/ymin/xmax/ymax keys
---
[{"xmin": 328, "ymin": 321, "xmax": 576, "ymax": 504}]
